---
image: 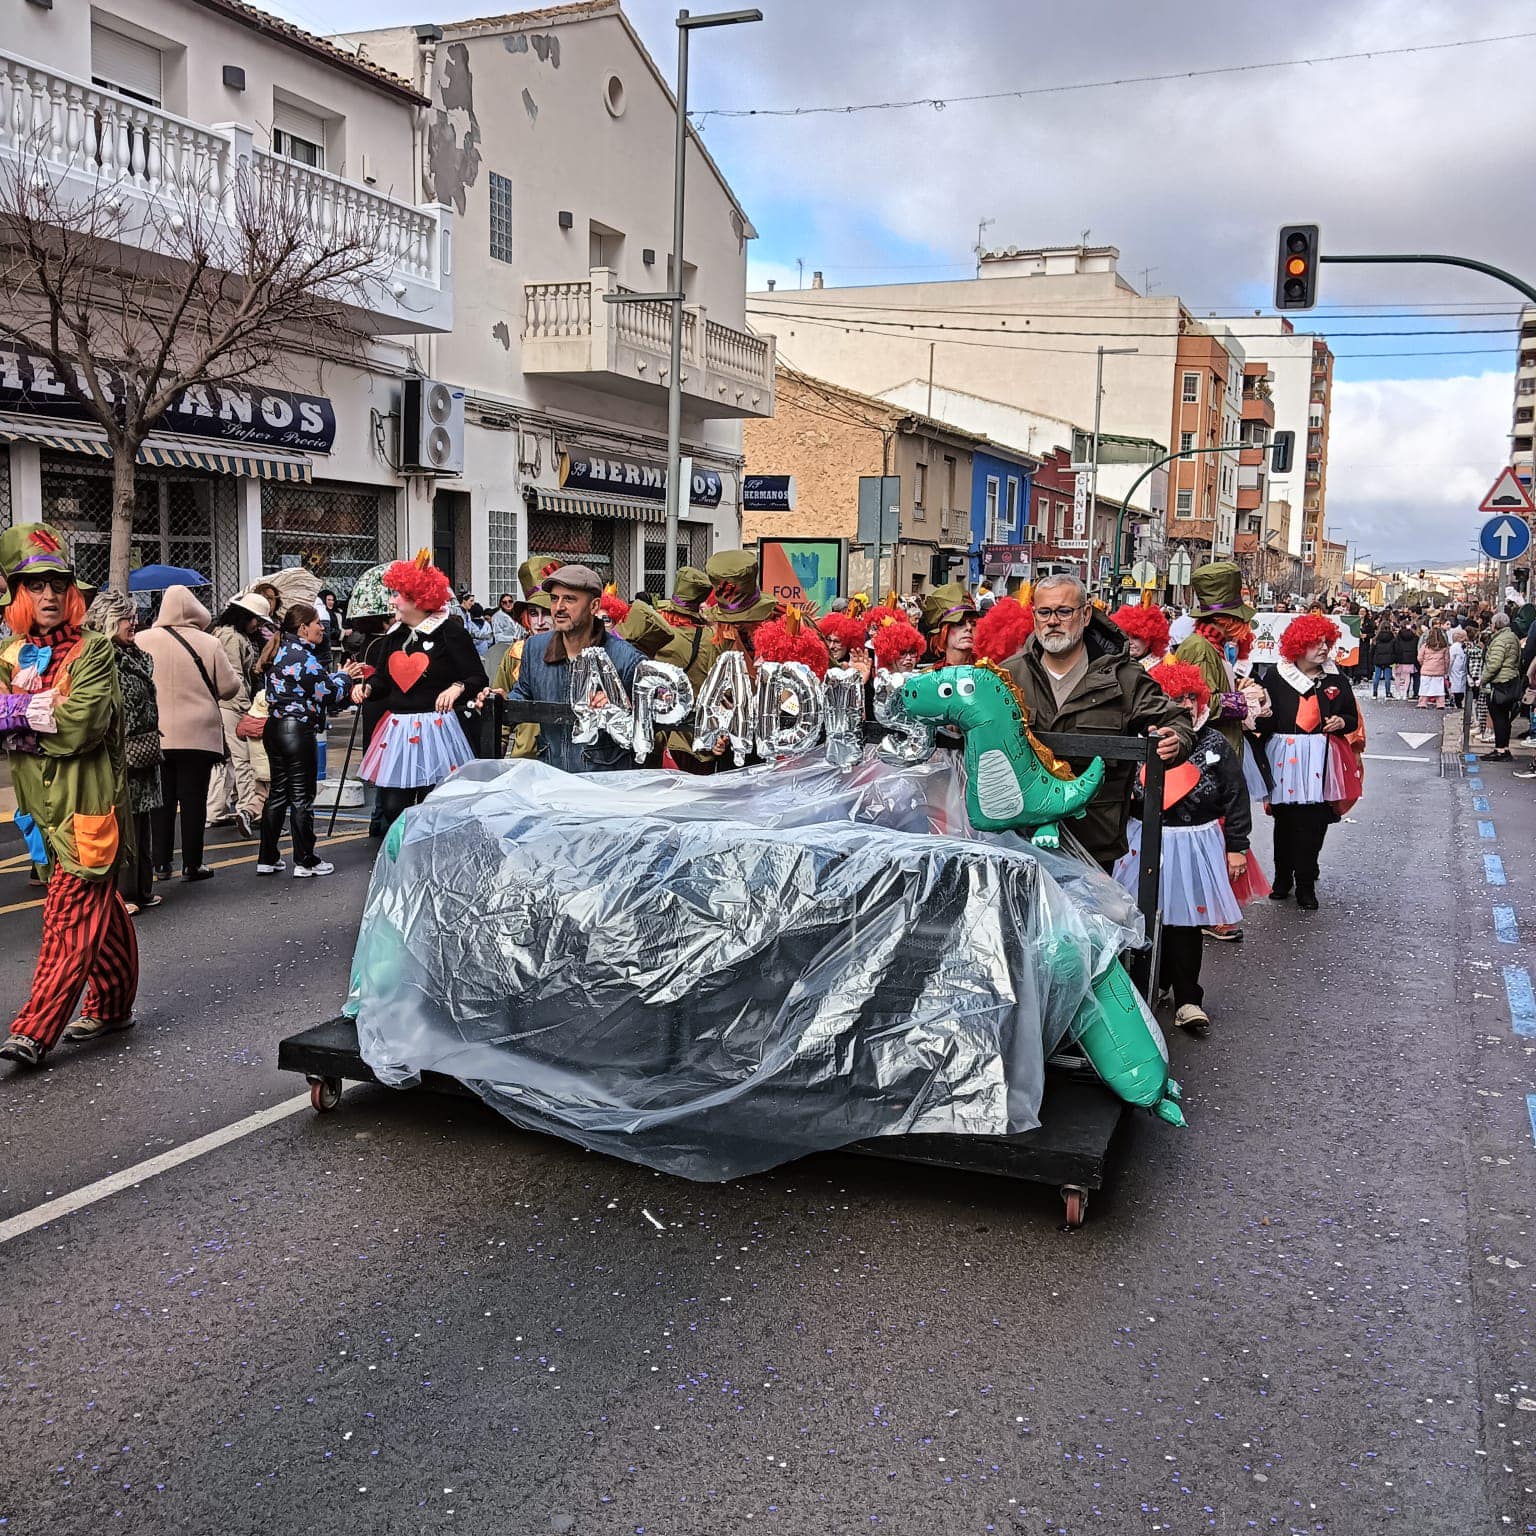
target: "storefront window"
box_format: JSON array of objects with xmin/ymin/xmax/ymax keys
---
[
  {"xmin": 260, "ymin": 482, "xmax": 397, "ymax": 599},
  {"xmin": 643, "ymin": 523, "xmax": 709, "ymax": 600},
  {"xmin": 528, "ymin": 511, "xmax": 618, "ymax": 589}
]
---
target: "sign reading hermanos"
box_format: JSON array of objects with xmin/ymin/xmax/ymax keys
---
[
  {"xmin": 559, "ymin": 449, "xmax": 723, "ymax": 508},
  {"xmin": 0, "ymin": 346, "xmax": 336, "ymax": 454}
]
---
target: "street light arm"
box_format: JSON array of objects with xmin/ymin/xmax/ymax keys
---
[
  {"xmin": 1320, "ymin": 253, "xmax": 1536, "ymax": 306},
  {"xmin": 1108, "ymin": 442, "xmax": 1247, "ymax": 594}
]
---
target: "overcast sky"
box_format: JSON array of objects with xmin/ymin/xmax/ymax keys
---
[{"xmin": 273, "ymin": 0, "xmax": 1535, "ymax": 567}]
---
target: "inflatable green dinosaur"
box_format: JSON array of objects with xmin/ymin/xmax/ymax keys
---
[
  {"xmin": 900, "ymin": 663, "xmax": 1105, "ymax": 850},
  {"xmin": 898, "ymin": 662, "xmax": 1185, "ymax": 1128}
]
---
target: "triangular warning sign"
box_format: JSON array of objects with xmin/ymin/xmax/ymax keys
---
[{"xmin": 1480, "ymin": 467, "xmax": 1535, "ymax": 514}]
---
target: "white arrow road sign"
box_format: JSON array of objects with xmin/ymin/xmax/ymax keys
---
[{"xmin": 1491, "ymin": 519, "xmax": 1524, "ymax": 556}]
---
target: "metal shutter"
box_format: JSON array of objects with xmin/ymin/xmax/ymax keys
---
[
  {"xmin": 90, "ymin": 24, "xmax": 163, "ymax": 105},
  {"xmin": 273, "ymin": 101, "xmax": 328, "ymax": 156}
]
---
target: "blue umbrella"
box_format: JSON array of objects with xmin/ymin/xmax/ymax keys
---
[{"xmin": 128, "ymin": 564, "xmax": 209, "ymax": 592}]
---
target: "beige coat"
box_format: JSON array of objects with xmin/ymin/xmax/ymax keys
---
[{"xmin": 135, "ymin": 585, "xmax": 238, "ymax": 756}]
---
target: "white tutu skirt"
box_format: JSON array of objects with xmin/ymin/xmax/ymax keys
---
[
  {"xmin": 1241, "ymin": 744, "xmax": 1270, "ymax": 801},
  {"xmin": 1419, "ymin": 675, "xmax": 1446, "ymax": 699},
  {"xmin": 361, "ymin": 710, "xmax": 474, "ymax": 789},
  {"xmin": 1113, "ymin": 817, "xmax": 1243, "ymax": 929},
  {"xmin": 1265, "ymin": 733, "xmax": 1348, "ymax": 805}
]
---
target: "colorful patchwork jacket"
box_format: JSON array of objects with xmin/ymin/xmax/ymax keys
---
[{"xmin": 0, "ymin": 627, "xmax": 126, "ymax": 880}]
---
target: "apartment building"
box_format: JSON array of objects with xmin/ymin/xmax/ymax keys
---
[
  {"xmin": 1, "ymin": 0, "xmax": 455, "ymax": 600},
  {"xmin": 741, "ymin": 369, "xmax": 980, "ymax": 594},
  {"xmin": 1512, "ymin": 305, "xmax": 1536, "ymax": 490},
  {"xmin": 346, "ymin": 1, "xmax": 770, "ymax": 599}
]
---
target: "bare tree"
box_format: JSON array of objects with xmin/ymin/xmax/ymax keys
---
[{"xmin": 0, "ymin": 132, "xmax": 389, "ymax": 590}]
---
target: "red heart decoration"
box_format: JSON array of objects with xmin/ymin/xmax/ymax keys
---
[{"xmin": 388, "ymin": 651, "xmax": 430, "ymax": 693}]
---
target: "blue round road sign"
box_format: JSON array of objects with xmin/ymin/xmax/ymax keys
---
[{"xmin": 1480, "ymin": 514, "xmax": 1532, "ymax": 562}]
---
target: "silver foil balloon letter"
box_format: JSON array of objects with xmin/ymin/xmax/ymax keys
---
[
  {"xmin": 874, "ymin": 669, "xmax": 936, "ymax": 764},
  {"xmin": 754, "ymin": 661, "xmax": 824, "ymax": 760},
  {"xmin": 569, "ymin": 645, "xmax": 634, "ymax": 747},
  {"xmin": 691, "ymin": 649, "xmax": 755, "ymax": 766},
  {"xmin": 630, "ymin": 660, "xmax": 695, "ymax": 763},
  {"xmin": 823, "ymin": 666, "xmax": 864, "ymax": 770}
]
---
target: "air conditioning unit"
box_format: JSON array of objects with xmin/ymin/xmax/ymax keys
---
[{"xmin": 401, "ymin": 377, "xmax": 465, "ymax": 475}]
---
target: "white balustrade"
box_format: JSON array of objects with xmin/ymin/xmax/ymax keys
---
[{"xmin": 523, "ymin": 281, "xmax": 593, "ymax": 339}]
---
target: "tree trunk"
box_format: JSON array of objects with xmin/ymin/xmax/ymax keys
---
[{"xmin": 109, "ymin": 448, "xmax": 137, "ymax": 594}]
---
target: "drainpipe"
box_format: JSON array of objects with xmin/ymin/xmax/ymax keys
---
[{"xmin": 414, "ymin": 25, "xmax": 443, "ymax": 381}]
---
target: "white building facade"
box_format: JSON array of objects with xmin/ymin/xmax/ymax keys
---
[
  {"xmin": 345, "ymin": 1, "xmax": 771, "ymax": 601},
  {"xmin": 0, "ymin": 0, "xmax": 456, "ymax": 602}
]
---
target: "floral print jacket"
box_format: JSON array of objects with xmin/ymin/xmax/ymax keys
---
[{"xmin": 263, "ymin": 637, "xmax": 351, "ymax": 731}]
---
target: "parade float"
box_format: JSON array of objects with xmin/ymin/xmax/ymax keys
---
[{"xmin": 280, "ymin": 648, "xmax": 1180, "ymax": 1228}]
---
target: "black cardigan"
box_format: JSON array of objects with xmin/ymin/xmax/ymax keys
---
[
  {"xmin": 1257, "ymin": 665, "xmax": 1359, "ymax": 738},
  {"xmin": 1130, "ymin": 723, "xmax": 1251, "ymax": 852},
  {"xmin": 365, "ymin": 615, "xmax": 488, "ymax": 715}
]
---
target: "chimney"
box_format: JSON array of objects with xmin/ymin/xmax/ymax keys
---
[
  {"xmin": 766, "ymin": 278, "xmax": 776, "ymax": 291},
  {"xmin": 811, "ymin": 270, "xmax": 824, "ymax": 289}
]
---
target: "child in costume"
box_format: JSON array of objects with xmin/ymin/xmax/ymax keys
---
[
  {"xmin": 356, "ymin": 552, "xmax": 488, "ymax": 831},
  {"xmin": 1109, "ymin": 603, "xmax": 1171, "ymax": 669},
  {"xmin": 1113, "ymin": 660, "xmax": 1251, "ymax": 1036},
  {"xmin": 0, "ymin": 524, "xmax": 137, "ymax": 1067}
]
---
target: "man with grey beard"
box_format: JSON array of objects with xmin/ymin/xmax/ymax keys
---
[{"xmin": 999, "ymin": 574, "xmax": 1193, "ymax": 868}]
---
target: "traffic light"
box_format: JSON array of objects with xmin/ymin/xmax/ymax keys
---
[
  {"xmin": 1270, "ymin": 430, "xmax": 1294, "ymax": 474},
  {"xmin": 1275, "ymin": 224, "xmax": 1319, "ymax": 310}
]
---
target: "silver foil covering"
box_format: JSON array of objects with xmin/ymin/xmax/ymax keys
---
[{"xmin": 348, "ymin": 751, "xmax": 1144, "ymax": 1181}]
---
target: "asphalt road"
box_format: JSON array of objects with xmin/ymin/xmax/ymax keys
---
[{"xmin": 0, "ymin": 701, "xmax": 1532, "ymax": 1535}]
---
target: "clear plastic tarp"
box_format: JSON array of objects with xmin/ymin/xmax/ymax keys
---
[{"xmin": 347, "ymin": 750, "xmax": 1146, "ymax": 1180}]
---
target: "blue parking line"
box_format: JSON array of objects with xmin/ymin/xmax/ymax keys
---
[
  {"xmin": 1495, "ymin": 905, "xmax": 1520, "ymax": 944},
  {"xmin": 1480, "ymin": 820, "xmax": 1498, "ymax": 839},
  {"xmin": 1528, "ymin": 1095, "xmax": 1536, "ymax": 1151},
  {"xmin": 1466, "ymin": 752, "xmax": 1479, "ymax": 762},
  {"xmin": 1504, "ymin": 967, "xmax": 1536, "ymax": 1037},
  {"xmin": 1474, "ymin": 796, "xmax": 1491, "ymax": 812},
  {"xmin": 1486, "ymin": 854, "xmax": 1507, "ymax": 885},
  {"xmin": 1470, "ymin": 777, "xmax": 1484, "ymax": 790}
]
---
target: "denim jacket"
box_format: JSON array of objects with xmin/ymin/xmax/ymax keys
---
[
  {"xmin": 265, "ymin": 637, "xmax": 352, "ymax": 731},
  {"xmin": 510, "ymin": 627, "xmax": 643, "ymax": 773}
]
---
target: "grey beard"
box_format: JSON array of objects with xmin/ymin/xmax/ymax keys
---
[{"xmin": 1039, "ymin": 631, "xmax": 1079, "ymax": 655}]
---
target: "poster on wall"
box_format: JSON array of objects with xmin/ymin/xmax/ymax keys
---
[
  {"xmin": 757, "ymin": 538, "xmax": 846, "ymax": 612},
  {"xmin": 1250, "ymin": 612, "xmax": 1360, "ymax": 669}
]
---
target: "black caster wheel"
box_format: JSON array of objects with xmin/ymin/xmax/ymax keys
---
[
  {"xmin": 1061, "ymin": 1185, "xmax": 1088, "ymax": 1229},
  {"xmin": 309, "ymin": 1076, "xmax": 342, "ymax": 1113}
]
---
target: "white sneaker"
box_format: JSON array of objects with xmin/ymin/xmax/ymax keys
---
[
  {"xmin": 293, "ymin": 860, "xmax": 335, "ymax": 878},
  {"xmin": 255, "ymin": 860, "xmax": 287, "ymax": 875},
  {"xmin": 1174, "ymin": 1003, "xmax": 1211, "ymax": 1033}
]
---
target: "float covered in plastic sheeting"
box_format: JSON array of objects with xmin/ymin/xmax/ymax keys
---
[{"xmin": 347, "ymin": 751, "xmax": 1146, "ymax": 1181}]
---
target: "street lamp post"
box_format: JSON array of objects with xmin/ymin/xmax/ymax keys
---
[
  {"xmin": 1088, "ymin": 346, "xmax": 1138, "ymax": 597},
  {"xmin": 604, "ymin": 7, "xmax": 761, "ymax": 596}
]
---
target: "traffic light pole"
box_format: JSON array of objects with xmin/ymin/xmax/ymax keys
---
[
  {"xmin": 1108, "ymin": 442, "xmax": 1248, "ymax": 596},
  {"xmin": 1319, "ymin": 253, "xmax": 1536, "ymax": 307}
]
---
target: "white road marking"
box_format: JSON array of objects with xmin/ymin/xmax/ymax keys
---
[
  {"xmin": 1362, "ymin": 753, "xmax": 1436, "ymax": 762},
  {"xmin": 0, "ymin": 1091, "xmax": 313, "ymax": 1247},
  {"xmin": 1397, "ymin": 731, "xmax": 1439, "ymax": 750}
]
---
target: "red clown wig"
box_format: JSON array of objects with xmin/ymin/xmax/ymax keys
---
[
  {"xmin": 818, "ymin": 611, "xmax": 869, "ymax": 656},
  {"xmin": 755, "ymin": 606, "xmax": 832, "ymax": 678},
  {"xmin": 1110, "ymin": 603, "xmax": 1170, "ymax": 656},
  {"xmin": 384, "ymin": 550, "xmax": 451, "ymax": 614},
  {"xmin": 1146, "ymin": 659, "xmax": 1211, "ymax": 711},
  {"xmin": 870, "ymin": 614, "xmax": 925, "ymax": 672},
  {"xmin": 973, "ymin": 596, "xmax": 1034, "ymax": 665},
  {"xmin": 1279, "ymin": 613, "xmax": 1340, "ymax": 663},
  {"xmin": 598, "ymin": 585, "xmax": 631, "ymax": 627}
]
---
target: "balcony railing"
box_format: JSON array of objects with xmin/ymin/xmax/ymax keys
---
[
  {"xmin": 0, "ymin": 47, "xmax": 451, "ymax": 332},
  {"xmin": 522, "ymin": 268, "xmax": 774, "ymax": 419}
]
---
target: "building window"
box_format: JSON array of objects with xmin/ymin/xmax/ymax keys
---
[
  {"xmin": 1520, "ymin": 379, "xmax": 1536, "ymax": 396},
  {"xmin": 489, "ymin": 172, "xmax": 514, "ymax": 263},
  {"xmin": 1056, "ymin": 500, "xmax": 1069, "ymax": 541},
  {"xmin": 943, "ymin": 455, "xmax": 957, "ymax": 514},
  {"xmin": 91, "ymin": 22, "xmax": 164, "ymax": 106},
  {"xmin": 1181, "ymin": 372, "xmax": 1200, "ymax": 403},
  {"xmin": 487, "ymin": 505, "xmax": 519, "ymax": 602},
  {"xmin": 1004, "ymin": 477, "xmax": 1020, "ymax": 534},
  {"xmin": 271, "ymin": 100, "xmax": 328, "ymax": 169},
  {"xmin": 1179, "ymin": 432, "xmax": 1194, "ymax": 454},
  {"xmin": 1176, "ymin": 489, "xmax": 1193, "ymax": 516},
  {"xmin": 913, "ymin": 461, "xmax": 927, "ymax": 520},
  {"xmin": 984, "ymin": 476, "xmax": 1000, "ymax": 541}
]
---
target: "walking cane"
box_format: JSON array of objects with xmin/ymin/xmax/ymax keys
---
[{"xmin": 327, "ymin": 705, "xmax": 362, "ymax": 838}]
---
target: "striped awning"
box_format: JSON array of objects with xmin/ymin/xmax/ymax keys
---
[
  {"xmin": 0, "ymin": 417, "xmax": 311, "ymax": 482},
  {"xmin": 533, "ymin": 488, "xmax": 666, "ymax": 526}
]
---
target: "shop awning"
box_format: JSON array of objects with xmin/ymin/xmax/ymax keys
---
[
  {"xmin": 0, "ymin": 417, "xmax": 312, "ymax": 481},
  {"xmin": 533, "ymin": 488, "xmax": 667, "ymax": 525}
]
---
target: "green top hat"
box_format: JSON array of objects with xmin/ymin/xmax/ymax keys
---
[
  {"xmin": 0, "ymin": 522, "xmax": 74, "ymax": 586},
  {"xmin": 1189, "ymin": 560, "xmax": 1255, "ymax": 623},
  {"xmin": 701, "ymin": 549, "xmax": 777, "ymax": 624},
  {"xmin": 919, "ymin": 580, "xmax": 978, "ymax": 635},
  {"xmin": 656, "ymin": 565, "xmax": 712, "ymax": 618}
]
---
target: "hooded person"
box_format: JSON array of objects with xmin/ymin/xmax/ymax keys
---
[
  {"xmin": 356, "ymin": 551, "xmax": 489, "ymax": 830},
  {"xmin": 1111, "ymin": 659, "xmax": 1251, "ymax": 1036},
  {"xmin": 0, "ymin": 524, "xmax": 140, "ymax": 1066},
  {"xmin": 918, "ymin": 582, "xmax": 980, "ymax": 668},
  {"xmin": 134, "ymin": 584, "xmax": 239, "ymax": 883}
]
